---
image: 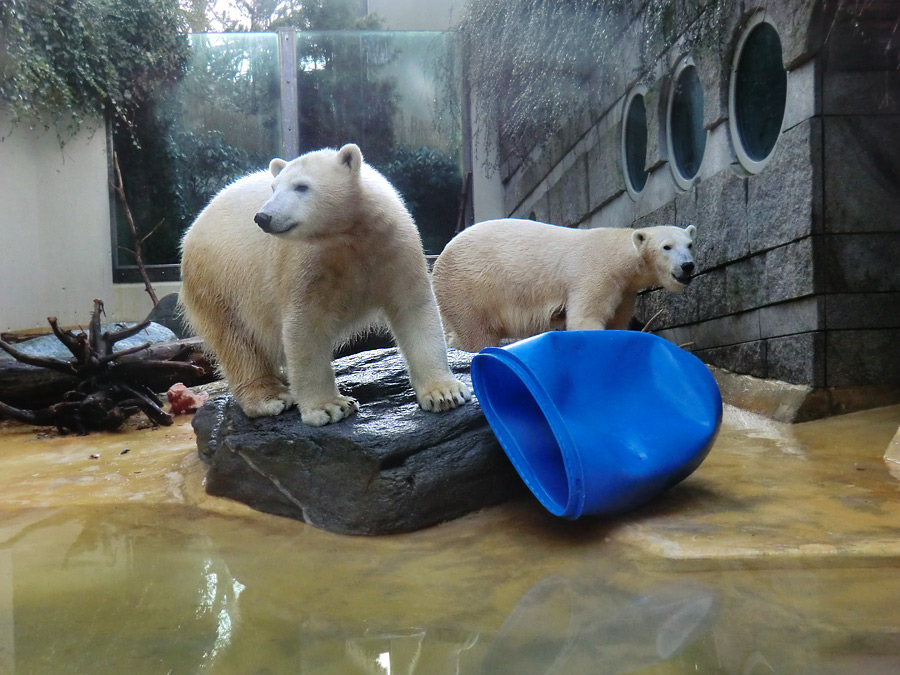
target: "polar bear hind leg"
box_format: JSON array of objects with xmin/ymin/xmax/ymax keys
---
[
  {"xmin": 180, "ymin": 286, "xmax": 292, "ymax": 418},
  {"xmin": 438, "ymin": 302, "xmax": 503, "ymax": 353}
]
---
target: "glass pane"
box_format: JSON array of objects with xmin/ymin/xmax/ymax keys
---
[
  {"xmin": 114, "ymin": 33, "xmax": 281, "ymax": 269},
  {"xmin": 670, "ymin": 65, "xmax": 706, "ymax": 181},
  {"xmin": 295, "ymin": 31, "xmax": 463, "ymax": 255},
  {"xmin": 113, "ymin": 31, "xmax": 462, "ymax": 272},
  {"xmin": 624, "ymin": 93, "xmax": 648, "ymax": 193},
  {"xmin": 735, "ymin": 23, "xmax": 786, "ymax": 163}
]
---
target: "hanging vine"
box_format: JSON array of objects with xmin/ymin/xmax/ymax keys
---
[
  {"xmin": 0, "ymin": 0, "xmax": 190, "ymax": 144},
  {"xmin": 456, "ymin": 0, "xmax": 891, "ymax": 173}
]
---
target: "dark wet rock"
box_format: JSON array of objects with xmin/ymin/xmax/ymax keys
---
[
  {"xmin": 146, "ymin": 293, "xmax": 194, "ymax": 340},
  {"xmin": 193, "ymin": 348, "xmax": 524, "ymax": 535}
]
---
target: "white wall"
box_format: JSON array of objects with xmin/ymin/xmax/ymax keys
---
[{"xmin": 0, "ymin": 111, "xmax": 115, "ymax": 332}]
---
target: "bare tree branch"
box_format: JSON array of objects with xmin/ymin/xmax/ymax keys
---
[{"xmin": 111, "ymin": 151, "xmax": 158, "ymax": 307}]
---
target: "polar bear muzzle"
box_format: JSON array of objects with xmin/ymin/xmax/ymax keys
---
[
  {"xmin": 253, "ymin": 190, "xmax": 301, "ymax": 235},
  {"xmin": 674, "ymin": 261, "xmax": 695, "ymax": 285},
  {"xmin": 254, "ymin": 211, "xmax": 276, "ymax": 233},
  {"xmin": 253, "ymin": 207, "xmax": 299, "ymax": 236}
]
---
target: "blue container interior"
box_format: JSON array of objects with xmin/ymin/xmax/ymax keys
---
[{"xmin": 472, "ymin": 353, "xmax": 571, "ymax": 514}]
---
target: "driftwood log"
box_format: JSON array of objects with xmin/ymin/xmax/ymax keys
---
[{"xmin": 0, "ymin": 299, "xmax": 212, "ymax": 434}]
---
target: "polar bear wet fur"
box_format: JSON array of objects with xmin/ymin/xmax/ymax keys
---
[
  {"xmin": 432, "ymin": 219, "xmax": 697, "ymax": 353},
  {"xmin": 180, "ymin": 143, "xmax": 471, "ymax": 426}
]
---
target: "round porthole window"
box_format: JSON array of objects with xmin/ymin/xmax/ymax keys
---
[
  {"xmin": 729, "ymin": 15, "xmax": 787, "ymax": 173},
  {"xmin": 622, "ymin": 87, "xmax": 648, "ymax": 198},
  {"xmin": 667, "ymin": 57, "xmax": 707, "ymax": 190}
]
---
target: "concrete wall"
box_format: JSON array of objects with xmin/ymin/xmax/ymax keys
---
[
  {"xmin": 497, "ymin": 1, "xmax": 900, "ymax": 418},
  {"xmin": 0, "ymin": 112, "xmax": 114, "ymax": 332},
  {"xmin": 0, "ymin": 110, "xmax": 168, "ymax": 333}
]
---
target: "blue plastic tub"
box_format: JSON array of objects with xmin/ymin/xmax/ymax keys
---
[{"xmin": 470, "ymin": 331, "xmax": 722, "ymax": 518}]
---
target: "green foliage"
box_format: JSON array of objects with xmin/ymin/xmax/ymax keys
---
[
  {"xmin": 381, "ymin": 147, "xmax": 463, "ymax": 255},
  {"xmin": 0, "ymin": 0, "xmax": 190, "ymax": 141},
  {"xmin": 210, "ymin": 0, "xmax": 382, "ymax": 32},
  {"xmin": 296, "ymin": 33, "xmax": 398, "ymax": 166},
  {"xmin": 2, "ymin": 0, "xmax": 462, "ymax": 267}
]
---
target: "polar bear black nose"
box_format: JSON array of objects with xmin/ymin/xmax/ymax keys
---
[
  {"xmin": 254, "ymin": 212, "xmax": 272, "ymax": 232},
  {"xmin": 681, "ymin": 261, "xmax": 695, "ymax": 275}
]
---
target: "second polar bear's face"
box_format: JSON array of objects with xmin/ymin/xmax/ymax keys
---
[
  {"xmin": 632, "ymin": 224, "xmax": 697, "ymax": 293},
  {"xmin": 254, "ymin": 143, "xmax": 363, "ymax": 239}
]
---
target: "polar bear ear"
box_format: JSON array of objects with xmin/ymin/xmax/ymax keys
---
[
  {"xmin": 269, "ymin": 158, "xmax": 287, "ymax": 177},
  {"xmin": 337, "ymin": 143, "xmax": 363, "ymax": 175},
  {"xmin": 632, "ymin": 229, "xmax": 647, "ymax": 251},
  {"xmin": 686, "ymin": 224, "xmax": 697, "ymax": 239}
]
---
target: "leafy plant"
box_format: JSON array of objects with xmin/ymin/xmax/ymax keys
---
[
  {"xmin": 210, "ymin": 0, "xmax": 382, "ymax": 32},
  {"xmin": 381, "ymin": 147, "xmax": 462, "ymax": 255},
  {"xmin": 0, "ymin": 0, "xmax": 190, "ymax": 142}
]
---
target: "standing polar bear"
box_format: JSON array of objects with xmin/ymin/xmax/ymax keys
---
[
  {"xmin": 432, "ymin": 219, "xmax": 697, "ymax": 353},
  {"xmin": 180, "ymin": 143, "xmax": 471, "ymax": 426}
]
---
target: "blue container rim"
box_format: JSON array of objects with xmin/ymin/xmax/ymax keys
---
[{"xmin": 473, "ymin": 346, "xmax": 585, "ymax": 518}]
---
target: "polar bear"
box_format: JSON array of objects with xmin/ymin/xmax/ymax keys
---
[
  {"xmin": 179, "ymin": 143, "xmax": 471, "ymax": 426},
  {"xmin": 431, "ymin": 219, "xmax": 697, "ymax": 353}
]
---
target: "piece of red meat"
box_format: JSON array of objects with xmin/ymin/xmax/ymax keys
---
[{"xmin": 166, "ymin": 383, "xmax": 209, "ymax": 415}]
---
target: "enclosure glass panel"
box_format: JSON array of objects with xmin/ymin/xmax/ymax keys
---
[
  {"xmin": 113, "ymin": 33, "xmax": 281, "ymax": 280},
  {"xmin": 113, "ymin": 30, "xmax": 462, "ymax": 281},
  {"xmin": 295, "ymin": 31, "xmax": 463, "ymax": 255}
]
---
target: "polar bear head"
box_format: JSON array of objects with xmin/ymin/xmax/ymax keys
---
[
  {"xmin": 632, "ymin": 224, "xmax": 697, "ymax": 293},
  {"xmin": 253, "ymin": 143, "xmax": 363, "ymax": 239}
]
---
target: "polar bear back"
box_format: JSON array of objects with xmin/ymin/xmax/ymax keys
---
[
  {"xmin": 433, "ymin": 219, "xmax": 642, "ymax": 338},
  {"xmin": 432, "ymin": 219, "xmax": 695, "ymax": 352}
]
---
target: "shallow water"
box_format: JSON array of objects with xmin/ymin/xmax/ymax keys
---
[{"xmin": 1, "ymin": 404, "xmax": 899, "ymax": 674}]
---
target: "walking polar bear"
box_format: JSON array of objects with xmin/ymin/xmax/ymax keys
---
[
  {"xmin": 180, "ymin": 143, "xmax": 471, "ymax": 426},
  {"xmin": 432, "ymin": 219, "xmax": 697, "ymax": 353}
]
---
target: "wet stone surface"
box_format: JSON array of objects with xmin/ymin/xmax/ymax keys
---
[
  {"xmin": 192, "ymin": 347, "xmax": 524, "ymax": 535},
  {"xmin": 0, "ymin": 321, "xmax": 177, "ymax": 362},
  {"xmin": 0, "ymin": 322, "xmax": 180, "ymax": 409}
]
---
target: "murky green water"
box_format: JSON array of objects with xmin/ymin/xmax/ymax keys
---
[{"xmin": 2, "ymin": 405, "xmax": 900, "ymax": 674}]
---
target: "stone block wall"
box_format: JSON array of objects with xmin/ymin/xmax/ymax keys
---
[{"xmin": 494, "ymin": 0, "xmax": 900, "ymax": 418}]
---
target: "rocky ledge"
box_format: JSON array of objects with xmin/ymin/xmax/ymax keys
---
[{"xmin": 192, "ymin": 348, "xmax": 524, "ymax": 535}]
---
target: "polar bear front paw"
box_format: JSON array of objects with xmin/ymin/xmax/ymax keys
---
[
  {"xmin": 416, "ymin": 378, "xmax": 473, "ymax": 413},
  {"xmin": 239, "ymin": 389, "xmax": 294, "ymax": 418},
  {"xmin": 300, "ymin": 395, "xmax": 360, "ymax": 427}
]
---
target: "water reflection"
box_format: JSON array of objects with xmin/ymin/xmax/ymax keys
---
[
  {"xmin": 481, "ymin": 577, "xmax": 716, "ymax": 675},
  {"xmin": 3, "ymin": 500, "xmax": 900, "ymax": 673},
  {"xmin": 0, "ymin": 511, "xmax": 715, "ymax": 675},
  {"xmin": 2, "ymin": 404, "xmax": 900, "ymax": 673},
  {"xmin": 1, "ymin": 506, "xmax": 719, "ymax": 674},
  {"xmin": 2, "ymin": 508, "xmax": 243, "ymax": 674}
]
